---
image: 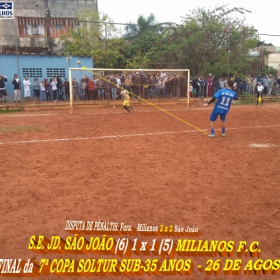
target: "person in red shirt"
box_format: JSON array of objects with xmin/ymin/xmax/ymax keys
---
[
  {"xmin": 87, "ymin": 77, "xmax": 95, "ymax": 100},
  {"xmin": 207, "ymin": 74, "xmax": 214, "ymax": 97}
]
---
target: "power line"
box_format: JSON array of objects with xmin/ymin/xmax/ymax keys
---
[{"xmin": 75, "ymin": 20, "xmax": 280, "ymax": 38}]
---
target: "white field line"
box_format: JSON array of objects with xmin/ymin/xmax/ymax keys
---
[
  {"xmin": 0, "ymin": 124, "xmax": 280, "ymax": 146},
  {"xmin": 0, "ymin": 130, "xmax": 203, "ymax": 145},
  {"xmin": 1, "ymin": 103, "xmax": 280, "ymax": 118}
]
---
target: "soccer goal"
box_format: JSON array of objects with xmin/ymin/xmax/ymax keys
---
[{"xmin": 68, "ymin": 68, "xmax": 190, "ymax": 114}]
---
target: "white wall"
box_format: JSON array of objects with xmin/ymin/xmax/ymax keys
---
[{"xmin": 267, "ymin": 53, "xmax": 280, "ymax": 70}]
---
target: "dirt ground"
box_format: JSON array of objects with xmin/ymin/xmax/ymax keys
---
[{"xmin": 0, "ymin": 103, "xmax": 280, "ymax": 280}]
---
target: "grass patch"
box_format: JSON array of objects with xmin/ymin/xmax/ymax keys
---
[
  {"xmin": 0, "ymin": 125, "xmax": 45, "ymax": 133},
  {"xmin": 234, "ymin": 93, "xmax": 280, "ymax": 105},
  {"xmin": 0, "ymin": 108, "xmax": 22, "ymax": 114},
  {"xmin": 234, "ymin": 93, "xmax": 255, "ymax": 105}
]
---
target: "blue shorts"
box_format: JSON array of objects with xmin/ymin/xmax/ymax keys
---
[{"xmin": 210, "ymin": 111, "xmax": 226, "ymax": 122}]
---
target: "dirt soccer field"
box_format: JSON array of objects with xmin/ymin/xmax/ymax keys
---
[{"xmin": 0, "ymin": 103, "xmax": 280, "ymax": 280}]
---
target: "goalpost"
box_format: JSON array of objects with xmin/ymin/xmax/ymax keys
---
[{"xmin": 68, "ymin": 68, "xmax": 190, "ymax": 114}]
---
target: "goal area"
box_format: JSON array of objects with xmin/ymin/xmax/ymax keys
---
[{"xmin": 69, "ymin": 68, "xmax": 190, "ymax": 113}]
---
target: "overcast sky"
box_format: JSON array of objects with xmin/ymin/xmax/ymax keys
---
[{"xmin": 98, "ymin": 0, "xmax": 280, "ymax": 46}]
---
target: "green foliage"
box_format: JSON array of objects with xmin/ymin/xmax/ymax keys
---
[
  {"xmin": 60, "ymin": 7, "xmax": 259, "ymax": 73},
  {"xmin": 259, "ymin": 65, "xmax": 278, "ymax": 76},
  {"xmin": 0, "ymin": 125, "xmax": 44, "ymax": 133},
  {"xmin": 177, "ymin": 5, "xmax": 258, "ymax": 75},
  {"xmin": 121, "ymin": 7, "xmax": 258, "ymax": 73},
  {"xmin": 123, "ymin": 14, "xmax": 176, "ymax": 68},
  {"xmin": 60, "ymin": 10, "xmax": 126, "ymax": 68},
  {"xmin": 0, "ymin": 108, "xmax": 22, "ymax": 114}
]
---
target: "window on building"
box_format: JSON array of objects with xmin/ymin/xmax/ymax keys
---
[
  {"xmin": 22, "ymin": 68, "xmax": 43, "ymax": 78},
  {"xmin": 18, "ymin": 18, "xmax": 46, "ymax": 37},
  {"xmin": 18, "ymin": 17, "xmax": 79, "ymax": 38},
  {"xmin": 47, "ymin": 68, "xmax": 66, "ymax": 78},
  {"xmin": 50, "ymin": 18, "xmax": 79, "ymax": 38}
]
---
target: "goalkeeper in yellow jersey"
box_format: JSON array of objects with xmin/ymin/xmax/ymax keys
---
[{"xmin": 121, "ymin": 89, "xmax": 135, "ymax": 113}]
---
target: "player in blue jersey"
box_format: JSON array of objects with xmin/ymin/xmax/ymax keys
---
[{"xmin": 205, "ymin": 80, "xmax": 238, "ymax": 138}]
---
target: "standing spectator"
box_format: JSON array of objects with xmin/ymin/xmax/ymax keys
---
[
  {"xmin": 214, "ymin": 76, "xmax": 220, "ymax": 93},
  {"xmin": 104, "ymin": 75, "xmax": 111, "ymax": 100},
  {"xmin": 57, "ymin": 76, "xmax": 63, "ymax": 101},
  {"xmin": 262, "ymin": 75, "xmax": 269, "ymax": 95},
  {"xmin": 206, "ymin": 74, "xmax": 213, "ymax": 97},
  {"xmin": 252, "ymin": 76, "xmax": 257, "ymax": 95},
  {"xmin": 23, "ymin": 76, "xmax": 31, "ymax": 102},
  {"xmin": 193, "ymin": 76, "xmax": 200, "ymax": 97},
  {"xmin": 148, "ymin": 76, "xmax": 156, "ymax": 99},
  {"xmin": 12, "ymin": 74, "xmax": 21, "ymax": 103},
  {"xmin": 40, "ymin": 79, "xmax": 46, "ymax": 102},
  {"xmin": 110, "ymin": 75, "xmax": 118, "ymax": 100},
  {"xmin": 241, "ymin": 78, "xmax": 247, "ymax": 94},
  {"xmin": 257, "ymin": 74, "xmax": 263, "ymax": 84},
  {"xmin": 51, "ymin": 77, "xmax": 58, "ymax": 101},
  {"xmin": 276, "ymin": 77, "xmax": 280, "ymax": 95},
  {"xmin": 80, "ymin": 77, "xmax": 87, "ymax": 100},
  {"xmin": 256, "ymin": 81, "xmax": 264, "ymax": 106},
  {"xmin": 44, "ymin": 78, "xmax": 51, "ymax": 102},
  {"xmin": 33, "ymin": 77, "xmax": 40, "ymax": 102},
  {"xmin": 157, "ymin": 77, "xmax": 164, "ymax": 98},
  {"xmin": 96, "ymin": 78, "xmax": 104, "ymax": 100},
  {"xmin": 125, "ymin": 74, "xmax": 132, "ymax": 92},
  {"xmin": 49, "ymin": 77, "xmax": 53, "ymax": 97},
  {"xmin": 198, "ymin": 76, "xmax": 205, "ymax": 98},
  {"xmin": 246, "ymin": 74, "xmax": 253, "ymax": 94},
  {"xmin": 86, "ymin": 77, "xmax": 95, "ymax": 100},
  {"xmin": 162, "ymin": 75, "xmax": 168, "ymax": 98},
  {"xmin": 189, "ymin": 83, "xmax": 193, "ymax": 97},
  {"xmin": 219, "ymin": 77, "xmax": 225, "ymax": 90},
  {"xmin": 72, "ymin": 78, "xmax": 80, "ymax": 100},
  {"xmin": 234, "ymin": 75, "xmax": 241, "ymax": 94},
  {"xmin": 268, "ymin": 74, "xmax": 275, "ymax": 95},
  {"xmin": 64, "ymin": 78, "xmax": 69, "ymax": 101},
  {"xmin": 0, "ymin": 73, "xmax": 8, "ymax": 103},
  {"xmin": 116, "ymin": 74, "xmax": 121, "ymax": 96},
  {"xmin": 120, "ymin": 73, "xmax": 125, "ymax": 89}
]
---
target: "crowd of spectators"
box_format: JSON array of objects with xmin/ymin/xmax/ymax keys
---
[
  {"xmin": 0, "ymin": 71, "xmax": 188, "ymax": 103},
  {"xmin": 190, "ymin": 74, "xmax": 280, "ymax": 97},
  {"xmin": 69, "ymin": 72, "xmax": 188, "ymax": 101},
  {"xmin": 1, "ymin": 71, "xmax": 280, "ymax": 103}
]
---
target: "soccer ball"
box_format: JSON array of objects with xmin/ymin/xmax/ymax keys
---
[{"xmin": 113, "ymin": 106, "xmax": 115, "ymax": 108}]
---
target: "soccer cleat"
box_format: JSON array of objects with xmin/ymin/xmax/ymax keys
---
[
  {"xmin": 208, "ymin": 134, "xmax": 214, "ymax": 138},
  {"xmin": 131, "ymin": 107, "xmax": 135, "ymax": 111},
  {"xmin": 222, "ymin": 133, "xmax": 226, "ymax": 137}
]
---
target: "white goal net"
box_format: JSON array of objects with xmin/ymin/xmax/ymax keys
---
[{"xmin": 69, "ymin": 68, "xmax": 190, "ymax": 113}]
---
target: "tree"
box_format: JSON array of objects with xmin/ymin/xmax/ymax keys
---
[
  {"xmin": 177, "ymin": 5, "xmax": 258, "ymax": 76},
  {"xmin": 124, "ymin": 14, "xmax": 157, "ymax": 38},
  {"xmin": 123, "ymin": 14, "xmax": 177, "ymax": 68},
  {"xmin": 259, "ymin": 65, "xmax": 278, "ymax": 76},
  {"xmin": 60, "ymin": 10, "xmax": 126, "ymax": 68}
]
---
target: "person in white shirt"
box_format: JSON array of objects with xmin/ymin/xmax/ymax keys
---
[
  {"xmin": 51, "ymin": 77, "xmax": 58, "ymax": 101},
  {"xmin": 40, "ymin": 80, "xmax": 46, "ymax": 102},
  {"xmin": 12, "ymin": 74, "xmax": 21, "ymax": 103},
  {"xmin": 23, "ymin": 76, "xmax": 31, "ymax": 102},
  {"xmin": 256, "ymin": 81, "xmax": 264, "ymax": 106}
]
